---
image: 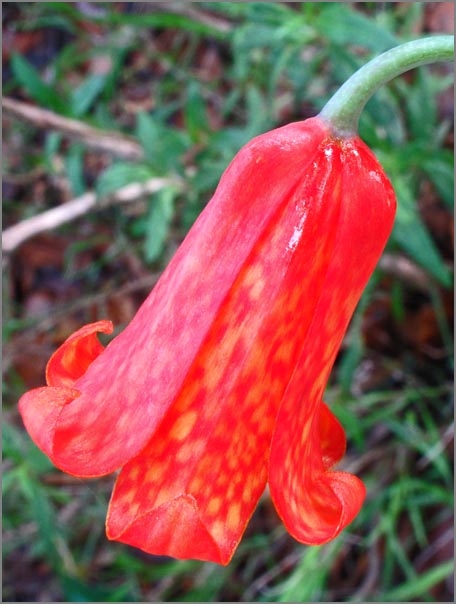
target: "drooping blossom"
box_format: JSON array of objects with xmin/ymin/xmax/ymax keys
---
[{"xmin": 19, "ymin": 116, "xmax": 396, "ymax": 564}]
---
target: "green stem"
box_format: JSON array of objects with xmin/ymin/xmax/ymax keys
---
[{"xmin": 319, "ymin": 36, "xmax": 454, "ymax": 138}]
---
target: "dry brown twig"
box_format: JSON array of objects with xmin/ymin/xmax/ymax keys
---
[
  {"xmin": 2, "ymin": 177, "xmax": 182, "ymax": 253},
  {"xmin": 378, "ymin": 252, "xmax": 430, "ymax": 291},
  {"xmin": 2, "ymin": 97, "xmax": 144, "ymax": 160},
  {"xmin": 150, "ymin": 2, "xmax": 233, "ymax": 33}
]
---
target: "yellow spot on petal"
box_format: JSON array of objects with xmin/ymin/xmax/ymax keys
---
[
  {"xmin": 207, "ymin": 496, "xmax": 222, "ymax": 516},
  {"xmin": 144, "ymin": 461, "xmax": 165, "ymax": 485},
  {"xmin": 211, "ymin": 519, "xmax": 226, "ymax": 544},
  {"xmin": 277, "ymin": 340, "xmax": 294, "ymax": 363},
  {"xmin": 242, "ymin": 481, "xmax": 253, "ymax": 503},
  {"xmin": 188, "ymin": 476, "xmax": 204, "ymax": 492},
  {"xmin": 249, "ymin": 279, "xmax": 265, "ymax": 301},
  {"xmin": 169, "ymin": 410, "xmax": 198, "ymax": 441},
  {"xmin": 300, "ymin": 422, "xmax": 311, "ymax": 446},
  {"xmin": 197, "ymin": 453, "xmax": 215, "ymax": 475},
  {"xmin": 233, "ymin": 470, "xmax": 244, "ymax": 485},
  {"xmin": 176, "ymin": 438, "xmax": 205, "ymax": 464},
  {"xmin": 250, "ymin": 405, "xmax": 265, "ymax": 426},
  {"xmin": 243, "ymin": 263, "xmax": 264, "ymax": 289},
  {"xmin": 216, "ymin": 470, "xmax": 229, "ymax": 488},
  {"xmin": 290, "ymin": 497, "xmax": 299, "ymax": 517},
  {"xmin": 128, "ymin": 466, "xmax": 140, "ymax": 481},
  {"xmin": 119, "ymin": 486, "xmax": 136, "ymax": 506},
  {"xmin": 227, "ymin": 481, "xmax": 238, "ymax": 500},
  {"xmin": 246, "ymin": 432, "xmax": 258, "ymax": 451},
  {"xmin": 248, "ymin": 382, "xmax": 265, "ymax": 405},
  {"xmin": 226, "ymin": 503, "xmax": 241, "ymax": 531},
  {"xmin": 155, "ymin": 485, "xmax": 175, "ymax": 508},
  {"xmin": 227, "ymin": 452, "xmax": 238, "ymax": 471}
]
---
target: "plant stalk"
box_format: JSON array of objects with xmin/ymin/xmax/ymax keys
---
[{"xmin": 319, "ymin": 35, "xmax": 454, "ymax": 137}]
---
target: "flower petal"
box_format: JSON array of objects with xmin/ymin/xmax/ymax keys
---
[
  {"xmin": 108, "ymin": 494, "xmax": 223, "ymax": 563},
  {"xmin": 46, "ymin": 320, "xmax": 113, "ymax": 388},
  {"xmin": 47, "ymin": 118, "xmax": 338, "ymax": 478},
  {"xmin": 19, "ymin": 386, "xmax": 80, "ymax": 458},
  {"xmin": 319, "ymin": 401, "xmax": 346, "ymax": 470},
  {"xmin": 269, "ymin": 137, "xmax": 396, "ymax": 545},
  {"xmin": 321, "ymin": 471, "xmax": 367, "ymax": 537},
  {"xmin": 18, "ymin": 321, "xmax": 112, "ymax": 470},
  {"xmin": 106, "ymin": 134, "xmax": 346, "ymax": 564}
]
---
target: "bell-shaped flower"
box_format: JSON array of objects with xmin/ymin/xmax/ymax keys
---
[{"xmin": 19, "ymin": 117, "xmax": 396, "ymax": 565}]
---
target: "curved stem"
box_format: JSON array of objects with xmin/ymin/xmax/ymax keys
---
[{"xmin": 319, "ymin": 36, "xmax": 454, "ymax": 138}]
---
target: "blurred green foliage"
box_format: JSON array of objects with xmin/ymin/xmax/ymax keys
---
[{"xmin": 3, "ymin": 2, "xmax": 453, "ymax": 602}]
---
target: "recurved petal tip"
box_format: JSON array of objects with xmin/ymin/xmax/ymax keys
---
[
  {"xmin": 18, "ymin": 385, "xmax": 80, "ymax": 459},
  {"xmin": 271, "ymin": 466, "xmax": 366, "ymax": 547},
  {"xmin": 269, "ymin": 400, "xmax": 366, "ymax": 546},
  {"xmin": 46, "ymin": 320, "xmax": 113, "ymax": 388},
  {"xmin": 19, "ymin": 320, "xmax": 114, "ymax": 474},
  {"xmin": 320, "ymin": 471, "xmax": 366, "ymax": 542}
]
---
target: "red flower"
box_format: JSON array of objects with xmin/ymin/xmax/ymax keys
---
[{"xmin": 19, "ymin": 117, "xmax": 396, "ymax": 565}]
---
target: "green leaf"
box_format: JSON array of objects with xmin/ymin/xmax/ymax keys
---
[
  {"xmin": 17, "ymin": 466, "xmax": 61, "ymax": 569},
  {"xmin": 97, "ymin": 7, "xmax": 228, "ymax": 40},
  {"xmin": 2, "ymin": 422, "xmax": 54, "ymax": 474},
  {"xmin": 102, "ymin": 46, "xmax": 130, "ymax": 102},
  {"xmin": 202, "ymin": 2, "xmax": 250, "ymax": 19},
  {"xmin": 10, "ymin": 53, "xmax": 67, "ymax": 113},
  {"xmin": 136, "ymin": 112, "xmax": 189, "ymax": 173},
  {"xmin": 232, "ymin": 22, "xmax": 283, "ymax": 55},
  {"xmin": 278, "ymin": 542, "xmax": 341, "ymax": 602},
  {"xmin": 245, "ymin": 85, "xmax": 271, "ymax": 137},
  {"xmin": 144, "ymin": 187, "xmax": 176, "ymax": 262},
  {"xmin": 44, "ymin": 131, "xmax": 62, "ymax": 173},
  {"xmin": 382, "ymin": 560, "xmax": 454, "ymax": 602},
  {"xmin": 70, "ymin": 74, "xmax": 107, "ymax": 117},
  {"xmin": 362, "ymin": 86, "xmax": 406, "ymax": 146},
  {"xmin": 244, "ymin": 1, "xmax": 296, "ymax": 25},
  {"xmin": 315, "ymin": 4, "xmax": 399, "ymax": 52},
  {"xmin": 65, "ymin": 144, "xmax": 85, "ymax": 196},
  {"xmin": 184, "ymin": 81, "xmax": 209, "ymax": 143},
  {"xmin": 96, "ymin": 162, "xmax": 154, "ymax": 197},
  {"xmin": 61, "ymin": 576, "xmax": 133, "ymax": 603},
  {"xmin": 422, "ymin": 153, "xmax": 455, "ymax": 209},
  {"xmin": 391, "ymin": 176, "xmax": 452, "ymax": 287},
  {"xmin": 403, "ymin": 69, "xmax": 437, "ymax": 142}
]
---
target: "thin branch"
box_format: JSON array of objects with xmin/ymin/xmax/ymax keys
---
[
  {"xmin": 243, "ymin": 551, "xmax": 302, "ymax": 601},
  {"xmin": 2, "ymin": 97, "xmax": 144, "ymax": 160},
  {"xmin": 150, "ymin": 2, "xmax": 233, "ymax": 34},
  {"xmin": 378, "ymin": 252, "xmax": 430, "ymax": 291},
  {"xmin": 351, "ymin": 541, "xmax": 381, "ymax": 602},
  {"xmin": 2, "ymin": 177, "xmax": 181, "ymax": 253}
]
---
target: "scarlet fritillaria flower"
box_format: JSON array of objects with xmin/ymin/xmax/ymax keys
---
[
  {"xmin": 19, "ymin": 116, "xmax": 396, "ymax": 564},
  {"xmin": 17, "ymin": 34, "xmax": 456, "ymax": 565}
]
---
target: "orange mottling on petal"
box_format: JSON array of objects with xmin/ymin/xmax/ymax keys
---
[
  {"xmin": 169, "ymin": 410, "xmax": 198, "ymax": 441},
  {"xmin": 106, "ymin": 126, "xmax": 347, "ymax": 563},
  {"xmin": 269, "ymin": 137, "xmax": 395, "ymax": 545},
  {"xmin": 206, "ymin": 496, "xmax": 223, "ymax": 516}
]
